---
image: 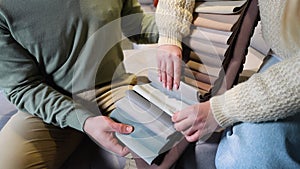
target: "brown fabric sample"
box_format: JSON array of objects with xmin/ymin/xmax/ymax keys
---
[
  {"xmin": 186, "ymin": 60, "xmax": 221, "ymax": 77},
  {"xmin": 184, "ymin": 68, "xmax": 217, "ymax": 85},
  {"xmin": 184, "ymin": 76, "xmax": 212, "ymax": 92}
]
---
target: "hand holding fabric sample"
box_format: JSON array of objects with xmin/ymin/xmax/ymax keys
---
[
  {"xmin": 83, "ymin": 116, "xmax": 133, "ymax": 156},
  {"xmin": 172, "ymin": 101, "xmax": 220, "ymax": 142}
]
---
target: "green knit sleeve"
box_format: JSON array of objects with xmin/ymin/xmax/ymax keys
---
[
  {"xmin": 120, "ymin": 0, "xmax": 159, "ymax": 44},
  {"xmin": 0, "ymin": 20, "xmax": 94, "ymax": 132}
]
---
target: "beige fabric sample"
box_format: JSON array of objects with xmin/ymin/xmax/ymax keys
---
[
  {"xmin": 189, "ymin": 51, "xmax": 224, "ymax": 68},
  {"xmin": 186, "ymin": 60, "xmax": 221, "ymax": 77},
  {"xmin": 188, "ymin": 27, "xmax": 231, "ymax": 45},
  {"xmin": 184, "ymin": 37, "xmax": 228, "ymax": 59},
  {"xmin": 184, "ymin": 76, "xmax": 212, "ymax": 92},
  {"xmin": 192, "ymin": 16, "xmax": 234, "ymax": 31},
  {"xmin": 194, "ymin": 0, "xmax": 246, "ymax": 14},
  {"xmin": 184, "ymin": 68, "xmax": 217, "ymax": 85},
  {"xmin": 197, "ymin": 13, "xmax": 240, "ymax": 24}
]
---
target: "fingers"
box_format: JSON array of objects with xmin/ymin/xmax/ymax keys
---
[
  {"xmin": 157, "ymin": 49, "xmax": 167, "ymax": 88},
  {"xmin": 172, "ymin": 105, "xmax": 196, "ymax": 122},
  {"xmin": 171, "ymin": 103, "xmax": 210, "ymax": 142},
  {"xmin": 173, "ymin": 58, "xmax": 181, "ymax": 90},
  {"xmin": 173, "ymin": 116, "xmax": 205, "ymax": 143},
  {"xmin": 166, "ymin": 61, "xmax": 174, "ymax": 90},
  {"xmin": 107, "ymin": 122, "xmax": 134, "ymax": 156},
  {"xmin": 172, "ymin": 109, "xmax": 194, "ymax": 134},
  {"xmin": 110, "ymin": 121, "xmax": 134, "ymax": 134},
  {"xmin": 185, "ymin": 130, "xmax": 201, "ymax": 142},
  {"xmin": 160, "ymin": 61, "xmax": 167, "ymax": 88},
  {"xmin": 84, "ymin": 116, "xmax": 133, "ymax": 156},
  {"xmin": 157, "ymin": 45, "xmax": 182, "ymax": 90},
  {"xmin": 101, "ymin": 118, "xmax": 133, "ymax": 156},
  {"xmin": 173, "ymin": 111, "xmax": 197, "ymax": 135},
  {"xmin": 157, "ymin": 58, "xmax": 162, "ymax": 82},
  {"xmin": 160, "ymin": 60, "xmax": 175, "ymax": 90},
  {"xmin": 101, "ymin": 133, "xmax": 131, "ymax": 156}
]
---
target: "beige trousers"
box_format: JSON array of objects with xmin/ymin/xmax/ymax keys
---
[{"xmin": 0, "ymin": 74, "xmax": 141, "ymax": 169}]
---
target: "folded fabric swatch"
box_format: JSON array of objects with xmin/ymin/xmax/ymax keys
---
[
  {"xmin": 183, "ymin": 37, "xmax": 228, "ymax": 59},
  {"xmin": 147, "ymin": 70, "xmax": 200, "ymax": 105},
  {"xmin": 184, "ymin": 68, "xmax": 217, "ymax": 85},
  {"xmin": 194, "ymin": 0, "xmax": 246, "ymax": 14},
  {"xmin": 197, "ymin": 13, "xmax": 240, "ymax": 24},
  {"xmin": 186, "ymin": 60, "xmax": 221, "ymax": 77},
  {"xmin": 188, "ymin": 51, "xmax": 223, "ymax": 68},
  {"xmin": 192, "ymin": 16, "xmax": 234, "ymax": 31},
  {"xmin": 183, "ymin": 76, "xmax": 212, "ymax": 93},
  {"xmin": 188, "ymin": 27, "xmax": 231, "ymax": 45}
]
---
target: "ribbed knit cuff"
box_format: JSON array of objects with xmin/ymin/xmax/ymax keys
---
[
  {"xmin": 158, "ymin": 35, "xmax": 182, "ymax": 49},
  {"xmin": 65, "ymin": 105, "xmax": 96, "ymax": 132},
  {"xmin": 210, "ymin": 94, "xmax": 235, "ymax": 128}
]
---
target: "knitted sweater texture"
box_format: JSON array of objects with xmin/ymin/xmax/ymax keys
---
[
  {"xmin": 156, "ymin": 0, "xmax": 300, "ymax": 127},
  {"xmin": 0, "ymin": 0, "xmax": 158, "ymax": 131},
  {"xmin": 155, "ymin": 0, "xmax": 195, "ymax": 48}
]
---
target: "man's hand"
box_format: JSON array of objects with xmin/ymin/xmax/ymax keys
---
[
  {"xmin": 157, "ymin": 45, "xmax": 182, "ymax": 90},
  {"xmin": 83, "ymin": 116, "xmax": 133, "ymax": 156},
  {"xmin": 172, "ymin": 101, "xmax": 220, "ymax": 142}
]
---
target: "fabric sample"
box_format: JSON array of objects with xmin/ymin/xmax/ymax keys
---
[{"xmin": 194, "ymin": 0, "xmax": 246, "ymax": 14}]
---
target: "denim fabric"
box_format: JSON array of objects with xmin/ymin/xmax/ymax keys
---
[
  {"xmin": 216, "ymin": 113, "xmax": 300, "ymax": 169},
  {"xmin": 257, "ymin": 54, "xmax": 282, "ymax": 73},
  {"xmin": 216, "ymin": 54, "xmax": 300, "ymax": 168}
]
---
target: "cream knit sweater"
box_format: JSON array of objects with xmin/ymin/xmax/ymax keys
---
[
  {"xmin": 156, "ymin": 0, "xmax": 300, "ymax": 127},
  {"xmin": 155, "ymin": 0, "xmax": 195, "ymax": 48}
]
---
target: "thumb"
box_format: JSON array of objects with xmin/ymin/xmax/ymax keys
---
[{"xmin": 111, "ymin": 122, "xmax": 134, "ymax": 134}]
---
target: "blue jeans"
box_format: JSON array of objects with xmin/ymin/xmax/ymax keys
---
[
  {"xmin": 216, "ymin": 54, "xmax": 300, "ymax": 168},
  {"xmin": 215, "ymin": 112, "xmax": 300, "ymax": 169}
]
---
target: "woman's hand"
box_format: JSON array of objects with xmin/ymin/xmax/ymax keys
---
[
  {"xmin": 83, "ymin": 116, "xmax": 133, "ymax": 156},
  {"xmin": 172, "ymin": 101, "xmax": 220, "ymax": 142},
  {"xmin": 157, "ymin": 45, "xmax": 182, "ymax": 90}
]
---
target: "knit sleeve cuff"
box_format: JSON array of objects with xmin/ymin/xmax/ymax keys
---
[
  {"xmin": 210, "ymin": 94, "xmax": 235, "ymax": 128},
  {"xmin": 65, "ymin": 105, "xmax": 96, "ymax": 132},
  {"xmin": 158, "ymin": 34, "xmax": 183, "ymax": 49}
]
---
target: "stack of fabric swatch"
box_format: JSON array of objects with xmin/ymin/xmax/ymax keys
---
[{"xmin": 182, "ymin": 0, "xmax": 260, "ymax": 100}]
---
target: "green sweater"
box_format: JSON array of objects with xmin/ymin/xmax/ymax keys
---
[{"xmin": 0, "ymin": 0, "xmax": 158, "ymax": 131}]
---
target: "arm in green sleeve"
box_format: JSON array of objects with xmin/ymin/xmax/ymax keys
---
[
  {"xmin": 0, "ymin": 21, "xmax": 94, "ymax": 132},
  {"xmin": 120, "ymin": 0, "xmax": 159, "ymax": 44}
]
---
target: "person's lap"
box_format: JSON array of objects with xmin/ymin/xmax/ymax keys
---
[
  {"xmin": 0, "ymin": 111, "xmax": 84, "ymax": 169},
  {"xmin": 194, "ymin": 54, "xmax": 300, "ymax": 168},
  {"xmin": 0, "ymin": 73, "xmax": 139, "ymax": 169},
  {"xmin": 7, "ymin": 72, "xmax": 300, "ymax": 169},
  {"xmin": 174, "ymin": 132, "xmax": 221, "ymax": 169},
  {"xmin": 216, "ymin": 112, "xmax": 300, "ymax": 169}
]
